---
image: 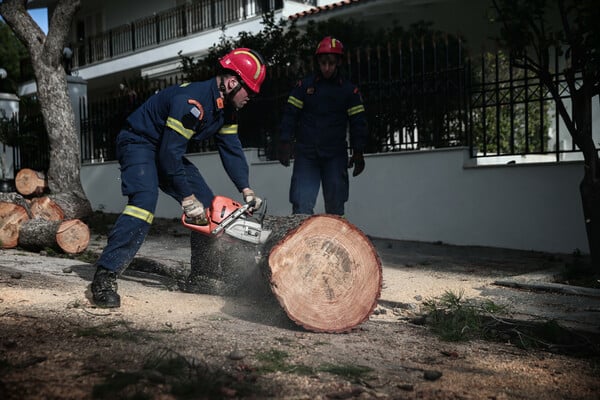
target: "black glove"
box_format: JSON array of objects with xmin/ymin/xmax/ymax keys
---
[
  {"xmin": 348, "ymin": 151, "xmax": 365, "ymax": 177},
  {"xmin": 278, "ymin": 141, "xmax": 291, "ymax": 167}
]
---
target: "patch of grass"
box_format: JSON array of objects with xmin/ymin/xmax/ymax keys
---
[
  {"xmin": 422, "ymin": 290, "xmax": 508, "ymax": 342},
  {"xmin": 255, "ymin": 349, "xmax": 290, "ymax": 373},
  {"xmin": 255, "ymin": 349, "xmax": 313, "ymax": 375},
  {"xmin": 422, "ymin": 290, "xmax": 600, "ymax": 357}
]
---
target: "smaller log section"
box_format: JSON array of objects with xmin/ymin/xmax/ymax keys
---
[
  {"xmin": 0, "ymin": 202, "xmax": 29, "ymax": 249},
  {"xmin": 19, "ymin": 218, "xmax": 90, "ymax": 254},
  {"xmin": 15, "ymin": 168, "xmax": 47, "ymax": 196}
]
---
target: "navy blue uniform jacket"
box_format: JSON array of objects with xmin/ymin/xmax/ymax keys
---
[
  {"xmin": 279, "ymin": 74, "xmax": 368, "ymax": 155},
  {"xmin": 125, "ymin": 79, "xmax": 249, "ymax": 199}
]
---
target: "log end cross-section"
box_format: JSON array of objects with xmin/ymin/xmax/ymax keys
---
[
  {"xmin": 268, "ymin": 215, "xmax": 382, "ymax": 333},
  {"xmin": 0, "ymin": 202, "xmax": 30, "ymax": 249}
]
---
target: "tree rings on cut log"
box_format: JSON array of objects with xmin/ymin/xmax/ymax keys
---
[
  {"xmin": 268, "ymin": 215, "xmax": 382, "ymax": 333},
  {"xmin": 15, "ymin": 168, "xmax": 47, "ymax": 196},
  {"xmin": 19, "ymin": 218, "xmax": 90, "ymax": 254},
  {"xmin": 56, "ymin": 220, "xmax": 90, "ymax": 254},
  {"xmin": 0, "ymin": 202, "xmax": 29, "ymax": 248}
]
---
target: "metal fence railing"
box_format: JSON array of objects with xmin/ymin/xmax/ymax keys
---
[
  {"xmin": 73, "ymin": 0, "xmax": 284, "ymax": 68},
  {"xmin": 9, "ymin": 42, "xmax": 598, "ymax": 173}
]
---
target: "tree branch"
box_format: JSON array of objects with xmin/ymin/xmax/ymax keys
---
[{"xmin": 0, "ymin": 0, "xmax": 46, "ymax": 59}]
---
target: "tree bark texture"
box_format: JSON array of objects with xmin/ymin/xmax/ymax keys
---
[
  {"xmin": 0, "ymin": 193, "xmax": 31, "ymax": 217},
  {"xmin": 0, "ymin": 0, "xmax": 91, "ymax": 220},
  {"xmin": 189, "ymin": 214, "xmax": 382, "ymax": 333},
  {"xmin": 19, "ymin": 218, "xmax": 90, "ymax": 254},
  {"xmin": 0, "ymin": 202, "xmax": 29, "ymax": 249}
]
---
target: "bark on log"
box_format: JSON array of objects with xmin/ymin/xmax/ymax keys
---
[
  {"xmin": 189, "ymin": 214, "xmax": 382, "ymax": 333},
  {"xmin": 48, "ymin": 192, "xmax": 94, "ymax": 220},
  {"xmin": 0, "ymin": 202, "xmax": 30, "ymax": 249},
  {"xmin": 15, "ymin": 168, "xmax": 47, "ymax": 196},
  {"xmin": 0, "ymin": 193, "xmax": 32, "ymax": 217},
  {"xmin": 18, "ymin": 218, "xmax": 90, "ymax": 254}
]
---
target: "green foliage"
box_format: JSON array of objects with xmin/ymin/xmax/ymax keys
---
[
  {"xmin": 0, "ymin": 20, "xmax": 30, "ymax": 92},
  {"xmin": 422, "ymin": 290, "xmax": 509, "ymax": 341},
  {"xmin": 470, "ymin": 51, "xmax": 552, "ymax": 155}
]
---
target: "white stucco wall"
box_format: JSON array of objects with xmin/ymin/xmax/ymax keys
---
[{"xmin": 81, "ymin": 147, "xmax": 588, "ymax": 255}]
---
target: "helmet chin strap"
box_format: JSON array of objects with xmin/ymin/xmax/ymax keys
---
[{"xmin": 219, "ymin": 76, "xmax": 243, "ymax": 105}]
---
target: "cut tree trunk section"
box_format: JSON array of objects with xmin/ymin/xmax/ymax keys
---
[
  {"xmin": 0, "ymin": 202, "xmax": 30, "ymax": 249},
  {"xmin": 19, "ymin": 218, "xmax": 90, "ymax": 254},
  {"xmin": 189, "ymin": 214, "xmax": 382, "ymax": 333},
  {"xmin": 268, "ymin": 215, "xmax": 382, "ymax": 333},
  {"xmin": 15, "ymin": 168, "xmax": 47, "ymax": 196},
  {"xmin": 29, "ymin": 197, "xmax": 65, "ymax": 221}
]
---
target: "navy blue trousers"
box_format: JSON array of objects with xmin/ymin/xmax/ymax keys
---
[
  {"xmin": 290, "ymin": 148, "xmax": 349, "ymax": 215},
  {"xmin": 96, "ymin": 130, "xmax": 214, "ymax": 273}
]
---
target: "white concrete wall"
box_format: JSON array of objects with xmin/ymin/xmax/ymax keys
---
[{"xmin": 81, "ymin": 147, "xmax": 588, "ymax": 255}]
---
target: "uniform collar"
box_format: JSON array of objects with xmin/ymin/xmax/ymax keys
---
[{"xmin": 210, "ymin": 78, "xmax": 225, "ymax": 110}]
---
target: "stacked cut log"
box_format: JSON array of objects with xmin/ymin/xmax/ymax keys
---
[{"xmin": 0, "ymin": 168, "xmax": 90, "ymax": 254}]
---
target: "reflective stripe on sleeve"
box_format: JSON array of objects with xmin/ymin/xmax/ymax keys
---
[
  {"xmin": 287, "ymin": 96, "xmax": 304, "ymax": 109},
  {"xmin": 123, "ymin": 205, "xmax": 154, "ymax": 224},
  {"xmin": 219, "ymin": 124, "xmax": 238, "ymax": 134},
  {"xmin": 347, "ymin": 104, "xmax": 365, "ymax": 116},
  {"xmin": 166, "ymin": 117, "xmax": 194, "ymax": 139}
]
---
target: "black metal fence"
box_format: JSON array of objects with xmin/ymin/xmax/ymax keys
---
[
  {"xmin": 73, "ymin": 0, "xmax": 284, "ymax": 68},
  {"xmin": 10, "ymin": 41, "xmax": 596, "ymax": 173}
]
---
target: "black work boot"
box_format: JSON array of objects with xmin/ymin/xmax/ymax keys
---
[{"xmin": 91, "ymin": 267, "xmax": 121, "ymax": 308}]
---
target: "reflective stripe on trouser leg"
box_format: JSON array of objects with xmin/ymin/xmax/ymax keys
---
[{"xmin": 95, "ymin": 205, "xmax": 154, "ymax": 274}]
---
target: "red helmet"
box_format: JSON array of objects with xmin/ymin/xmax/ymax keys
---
[
  {"xmin": 315, "ymin": 36, "xmax": 344, "ymax": 56},
  {"xmin": 219, "ymin": 48, "xmax": 267, "ymax": 94}
]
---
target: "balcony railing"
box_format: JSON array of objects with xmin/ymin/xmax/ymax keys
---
[{"xmin": 73, "ymin": 0, "xmax": 284, "ymax": 69}]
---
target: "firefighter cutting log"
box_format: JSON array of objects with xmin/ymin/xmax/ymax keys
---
[{"xmin": 90, "ymin": 48, "xmax": 267, "ymax": 308}]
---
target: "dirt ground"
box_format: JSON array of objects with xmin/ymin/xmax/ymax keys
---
[{"xmin": 1, "ymin": 218, "xmax": 599, "ymax": 399}]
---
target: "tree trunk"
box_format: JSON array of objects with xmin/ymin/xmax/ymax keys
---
[
  {"xmin": 0, "ymin": 202, "xmax": 29, "ymax": 249},
  {"xmin": 19, "ymin": 218, "xmax": 90, "ymax": 254},
  {"xmin": 580, "ymin": 177, "xmax": 600, "ymax": 270},
  {"xmin": 15, "ymin": 168, "xmax": 47, "ymax": 196},
  {"xmin": 189, "ymin": 214, "xmax": 382, "ymax": 333},
  {"xmin": 0, "ymin": 0, "xmax": 90, "ymax": 220}
]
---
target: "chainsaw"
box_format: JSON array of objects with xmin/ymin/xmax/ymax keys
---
[{"xmin": 181, "ymin": 195, "xmax": 271, "ymax": 245}]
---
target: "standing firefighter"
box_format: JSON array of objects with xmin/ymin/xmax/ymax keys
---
[
  {"xmin": 91, "ymin": 48, "xmax": 267, "ymax": 308},
  {"xmin": 278, "ymin": 36, "xmax": 368, "ymax": 216}
]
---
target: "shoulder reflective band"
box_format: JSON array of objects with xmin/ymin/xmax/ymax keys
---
[
  {"xmin": 347, "ymin": 104, "xmax": 365, "ymax": 116},
  {"xmin": 123, "ymin": 205, "xmax": 154, "ymax": 224},
  {"xmin": 166, "ymin": 117, "xmax": 194, "ymax": 139},
  {"xmin": 287, "ymin": 96, "xmax": 303, "ymax": 109},
  {"xmin": 180, "ymin": 82, "xmax": 191, "ymax": 87},
  {"xmin": 219, "ymin": 124, "xmax": 238, "ymax": 134}
]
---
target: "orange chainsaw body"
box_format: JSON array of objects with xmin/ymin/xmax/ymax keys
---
[{"xmin": 181, "ymin": 195, "xmax": 243, "ymax": 236}]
